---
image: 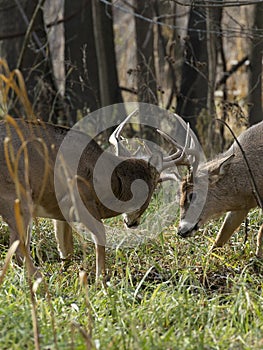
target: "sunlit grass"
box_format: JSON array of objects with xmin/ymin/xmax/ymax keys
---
[{"xmin": 1, "ymin": 209, "xmax": 263, "ymax": 349}]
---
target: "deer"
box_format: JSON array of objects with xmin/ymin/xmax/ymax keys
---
[
  {"xmin": 1, "ymin": 112, "xmax": 179, "ymax": 280},
  {"xmin": 159, "ymin": 121, "xmax": 263, "ymax": 258}
]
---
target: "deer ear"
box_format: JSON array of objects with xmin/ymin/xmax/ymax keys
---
[
  {"xmin": 148, "ymin": 152, "xmax": 163, "ymax": 173},
  {"xmin": 218, "ymin": 153, "xmax": 234, "ymax": 175},
  {"xmin": 209, "ymin": 153, "xmax": 234, "ymax": 184}
]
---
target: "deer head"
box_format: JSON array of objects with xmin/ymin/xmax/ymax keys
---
[{"xmin": 108, "ymin": 110, "xmax": 198, "ymax": 228}]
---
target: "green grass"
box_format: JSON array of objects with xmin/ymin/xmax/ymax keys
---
[{"xmin": 1, "ymin": 209, "xmax": 263, "ymax": 349}]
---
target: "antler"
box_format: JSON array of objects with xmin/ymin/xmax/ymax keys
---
[
  {"xmin": 109, "ymin": 108, "xmax": 139, "ymax": 156},
  {"xmin": 157, "ymin": 123, "xmax": 200, "ymax": 173},
  {"xmin": 109, "ymin": 112, "xmax": 199, "ymax": 179}
]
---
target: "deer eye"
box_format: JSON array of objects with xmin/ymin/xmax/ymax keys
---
[{"xmin": 187, "ymin": 192, "xmax": 196, "ymax": 203}]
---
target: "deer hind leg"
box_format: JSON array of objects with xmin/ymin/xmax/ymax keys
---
[
  {"xmin": 256, "ymin": 223, "xmax": 263, "ymax": 258},
  {"xmin": 213, "ymin": 209, "xmax": 249, "ymax": 249},
  {"xmin": 5, "ymin": 208, "xmax": 40, "ymax": 277},
  {"xmin": 0, "ymin": 197, "xmax": 25, "ymax": 263},
  {"xmin": 53, "ymin": 220, "xmax": 74, "ymax": 260},
  {"xmin": 9, "ymin": 224, "xmax": 24, "ymax": 265}
]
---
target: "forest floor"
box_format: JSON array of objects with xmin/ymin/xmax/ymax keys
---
[{"xmin": 1, "ymin": 206, "xmax": 263, "ymax": 350}]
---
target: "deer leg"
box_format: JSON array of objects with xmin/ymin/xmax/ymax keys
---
[
  {"xmin": 77, "ymin": 205, "xmax": 106, "ymax": 280},
  {"xmin": 213, "ymin": 210, "xmax": 249, "ymax": 248},
  {"xmin": 256, "ymin": 224, "xmax": 263, "ymax": 258},
  {"xmin": 7, "ymin": 212, "xmax": 40, "ymax": 278},
  {"xmin": 90, "ymin": 225, "xmax": 106, "ymax": 280},
  {"xmin": 95, "ymin": 243, "xmax": 106, "ymax": 280},
  {"xmin": 53, "ymin": 220, "xmax": 74, "ymax": 260},
  {"xmin": 9, "ymin": 226, "xmax": 23, "ymax": 265}
]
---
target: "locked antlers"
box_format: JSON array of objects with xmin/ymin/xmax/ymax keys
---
[
  {"xmin": 109, "ymin": 109, "xmax": 199, "ymax": 176},
  {"xmin": 157, "ymin": 124, "xmax": 200, "ymax": 175}
]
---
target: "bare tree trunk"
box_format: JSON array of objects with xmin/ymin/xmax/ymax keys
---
[
  {"xmin": 0, "ymin": 0, "xmax": 27, "ymax": 70},
  {"xmin": 133, "ymin": 0, "xmax": 158, "ymax": 143},
  {"xmin": 64, "ymin": 0, "xmax": 100, "ymax": 121},
  {"xmin": 154, "ymin": 1, "xmax": 178, "ymax": 110},
  {"xmin": 206, "ymin": 6, "xmax": 217, "ymax": 122},
  {"xmin": 134, "ymin": 0, "xmax": 157, "ymax": 105},
  {"xmin": 91, "ymin": 0, "xmax": 122, "ymax": 107},
  {"xmin": 248, "ymin": 3, "xmax": 263, "ymax": 126},
  {"xmin": 44, "ymin": 0, "xmax": 65, "ymax": 97},
  {"xmin": 175, "ymin": 3, "xmax": 208, "ymax": 136},
  {"xmin": 44, "ymin": 0, "xmax": 67, "ymax": 123},
  {"xmin": 0, "ymin": 0, "xmax": 61, "ymax": 121},
  {"xmin": 206, "ymin": 0, "xmax": 223, "ymax": 156}
]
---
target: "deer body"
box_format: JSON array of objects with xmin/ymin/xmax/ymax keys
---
[
  {"xmin": 1, "ymin": 119, "xmax": 162, "ymax": 278},
  {"xmin": 178, "ymin": 121, "xmax": 263, "ymax": 257}
]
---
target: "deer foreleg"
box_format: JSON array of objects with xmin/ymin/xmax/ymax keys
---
[
  {"xmin": 95, "ymin": 243, "xmax": 106, "ymax": 280},
  {"xmin": 213, "ymin": 210, "xmax": 249, "ymax": 248},
  {"xmin": 78, "ymin": 205, "xmax": 106, "ymax": 280},
  {"xmin": 90, "ymin": 225, "xmax": 106, "ymax": 281},
  {"xmin": 54, "ymin": 220, "xmax": 74, "ymax": 260}
]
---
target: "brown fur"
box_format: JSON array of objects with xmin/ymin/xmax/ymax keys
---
[{"xmin": 1, "ymin": 119, "xmax": 162, "ymax": 279}]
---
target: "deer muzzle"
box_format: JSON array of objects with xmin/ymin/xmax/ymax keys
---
[
  {"xmin": 177, "ymin": 220, "xmax": 199, "ymax": 238},
  {"xmin": 122, "ymin": 213, "xmax": 141, "ymax": 229}
]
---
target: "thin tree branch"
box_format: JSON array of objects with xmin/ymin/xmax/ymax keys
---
[
  {"xmin": 119, "ymin": 86, "xmax": 137, "ymax": 95},
  {"xmin": 216, "ymin": 55, "xmax": 248, "ymax": 89},
  {"xmin": 16, "ymin": 0, "xmax": 46, "ymax": 69},
  {"xmin": 14, "ymin": 0, "xmax": 45, "ymax": 55},
  {"xmin": 168, "ymin": 0, "xmax": 263, "ymax": 7},
  {"xmin": 0, "ymin": 0, "xmax": 89, "ymax": 41}
]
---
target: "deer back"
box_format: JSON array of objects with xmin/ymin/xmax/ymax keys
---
[{"xmin": 180, "ymin": 121, "xmax": 263, "ymax": 232}]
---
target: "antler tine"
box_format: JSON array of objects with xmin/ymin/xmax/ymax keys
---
[
  {"xmin": 109, "ymin": 108, "xmax": 139, "ymax": 156},
  {"xmin": 157, "ymin": 124, "xmax": 200, "ymax": 171},
  {"xmin": 131, "ymin": 140, "xmax": 154, "ymax": 161},
  {"xmin": 143, "ymin": 141, "xmax": 153, "ymax": 156},
  {"xmin": 157, "ymin": 128, "xmax": 189, "ymax": 169},
  {"xmin": 158, "ymin": 171, "xmax": 181, "ymax": 183},
  {"xmin": 162, "ymin": 122, "xmax": 190, "ymax": 162},
  {"xmin": 183, "ymin": 124, "xmax": 200, "ymax": 173},
  {"xmin": 115, "ymin": 108, "xmax": 139, "ymax": 141}
]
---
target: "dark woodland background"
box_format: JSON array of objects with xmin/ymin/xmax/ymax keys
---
[{"xmin": 0, "ymin": 0, "xmax": 263, "ymax": 156}]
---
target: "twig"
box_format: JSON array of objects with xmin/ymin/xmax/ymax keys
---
[
  {"xmin": 168, "ymin": 0, "xmax": 263, "ymax": 7},
  {"xmin": 46, "ymin": 0, "xmax": 89, "ymax": 28},
  {"xmin": 77, "ymin": 271, "xmax": 94, "ymax": 349},
  {"xmin": 14, "ymin": 199, "xmax": 41, "ymax": 350},
  {"xmin": 119, "ymin": 86, "xmax": 137, "ymax": 95},
  {"xmin": 216, "ymin": 55, "xmax": 248, "ymax": 89},
  {"xmin": 0, "ymin": 0, "xmax": 89, "ymax": 41},
  {"xmin": 14, "ymin": 0, "xmax": 45, "ymax": 57},
  {"xmin": 0, "ymin": 240, "xmax": 20, "ymax": 286},
  {"xmin": 16, "ymin": 0, "xmax": 46, "ymax": 70},
  {"xmin": 42, "ymin": 279, "xmax": 59, "ymax": 350}
]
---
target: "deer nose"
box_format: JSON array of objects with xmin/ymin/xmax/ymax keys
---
[
  {"xmin": 177, "ymin": 226, "xmax": 190, "ymax": 237},
  {"xmin": 125, "ymin": 218, "xmax": 141, "ymax": 229},
  {"xmin": 126, "ymin": 222, "xmax": 139, "ymax": 229},
  {"xmin": 178, "ymin": 221, "xmax": 198, "ymax": 238},
  {"xmin": 123, "ymin": 214, "xmax": 141, "ymax": 229}
]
